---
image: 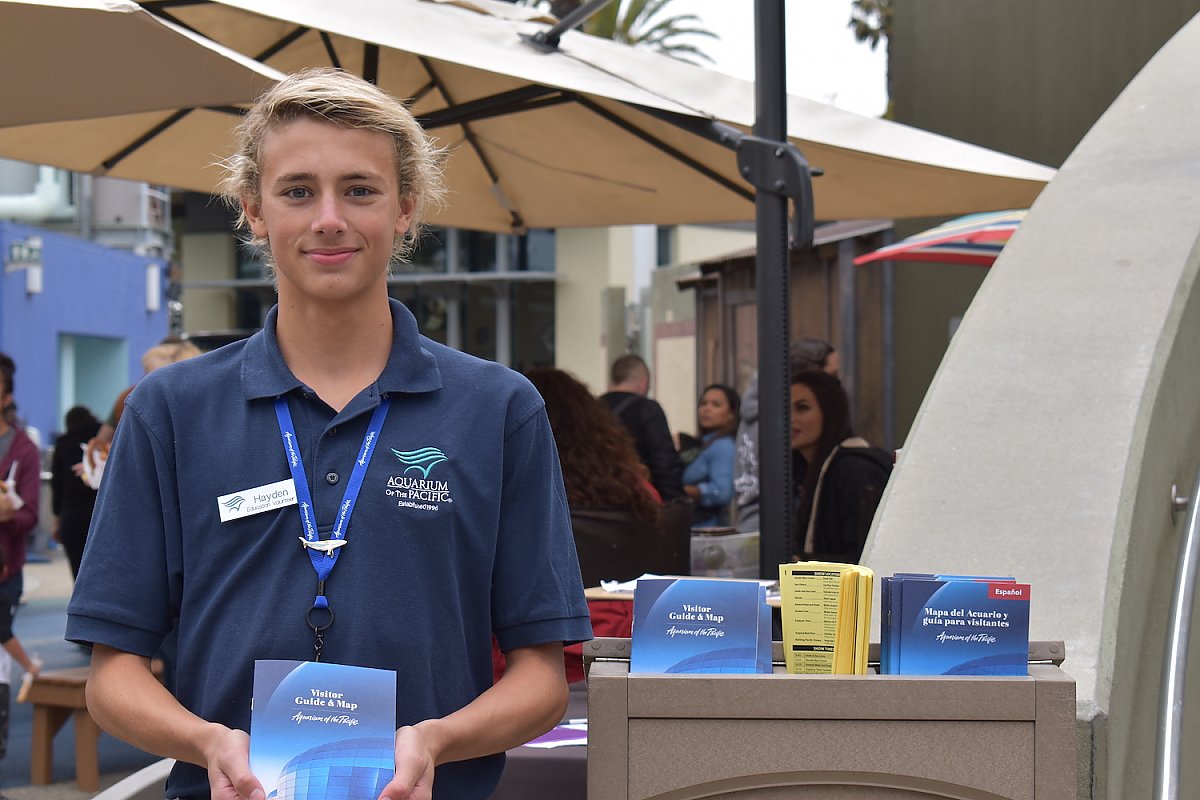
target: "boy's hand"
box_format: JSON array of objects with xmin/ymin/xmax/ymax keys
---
[
  {"xmin": 379, "ymin": 726, "xmax": 436, "ymax": 800},
  {"xmin": 204, "ymin": 727, "xmax": 264, "ymax": 800}
]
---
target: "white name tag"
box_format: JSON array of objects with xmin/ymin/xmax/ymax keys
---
[{"xmin": 217, "ymin": 478, "xmax": 298, "ymax": 523}]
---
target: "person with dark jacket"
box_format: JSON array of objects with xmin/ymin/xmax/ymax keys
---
[
  {"xmin": 790, "ymin": 369, "xmax": 891, "ymax": 563},
  {"xmin": 50, "ymin": 406, "xmax": 102, "ymax": 579},
  {"xmin": 601, "ymin": 354, "xmax": 685, "ymax": 500}
]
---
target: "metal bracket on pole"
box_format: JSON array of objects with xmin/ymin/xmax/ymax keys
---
[
  {"xmin": 628, "ymin": 110, "xmax": 819, "ymax": 250},
  {"xmin": 735, "ymin": 136, "xmax": 816, "ymax": 250},
  {"xmin": 519, "ymin": 0, "xmax": 615, "ymax": 53}
]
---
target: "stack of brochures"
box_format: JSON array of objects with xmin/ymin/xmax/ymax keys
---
[
  {"xmin": 777, "ymin": 562, "xmax": 874, "ymax": 675},
  {"xmin": 880, "ymin": 574, "xmax": 1031, "ymax": 676},
  {"xmin": 630, "ymin": 577, "xmax": 772, "ymax": 674}
]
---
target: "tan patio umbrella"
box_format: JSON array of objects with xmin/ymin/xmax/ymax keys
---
[
  {"xmin": 1, "ymin": 0, "xmax": 285, "ymax": 127},
  {"xmin": 0, "ymin": 0, "xmax": 1054, "ymax": 232}
]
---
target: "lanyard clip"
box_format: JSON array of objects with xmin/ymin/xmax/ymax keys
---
[
  {"xmin": 307, "ymin": 600, "xmax": 333, "ymax": 663},
  {"xmin": 300, "ymin": 537, "xmax": 347, "ymax": 558}
]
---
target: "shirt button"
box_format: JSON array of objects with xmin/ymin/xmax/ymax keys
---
[
  {"xmin": 325, "ymin": 472, "xmax": 340, "ymax": 485},
  {"xmin": 328, "ymin": 427, "xmax": 337, "ymax": 437}
]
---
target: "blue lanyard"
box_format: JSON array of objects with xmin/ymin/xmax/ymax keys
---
[{"xmin": 274, "ymin": 395, "xmax": 391, "ymax": 634}]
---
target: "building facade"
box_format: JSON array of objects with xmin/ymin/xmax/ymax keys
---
[
  {"xmin": 0, "ymin": 220, "xmax": 167, "ymax": 439},
  {"xmin": 885, "ymin": 0, "xmax": 1200, "ymax": 440}
]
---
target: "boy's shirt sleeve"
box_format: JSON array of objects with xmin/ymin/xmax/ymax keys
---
[
  {"xmin": 489, "ymin": 398, "xmax": 591, "ymax": 652},
  {"xmin": 66, "ymin": 406, "xmax": 177, "ymax": 656}
]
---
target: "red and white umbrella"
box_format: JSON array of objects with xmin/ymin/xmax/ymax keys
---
[{"xmin": 854, "ymin": 209, "xmax": 1026, "ymax": 267}]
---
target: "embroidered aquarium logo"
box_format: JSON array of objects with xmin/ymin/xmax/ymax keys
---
[
  {"xmin": 222, "ymin": 495, "xmax": 247, "ymax": 512},
  {"xmin": 385, "ymin": 447, "xmax": 453, "ymax": 512},
  {"xmin": 391, "ymin": 447, "xmax": 447, "ymax": 478}
]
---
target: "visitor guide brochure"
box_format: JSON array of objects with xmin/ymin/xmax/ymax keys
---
[
  {"xmin": 778, "ymin": 562, "xmax": 873, "ymax": 675},
  {"xmin": 630, "ymin": 577, "xmax": 771, "ymax": 674},
  {"xmin": 880, "ymin": 574, "xmax": 1031, "ymax": 676},
  {"xmin": 250, "ymin": 660, "xmax": 397, "ymax": 800}
]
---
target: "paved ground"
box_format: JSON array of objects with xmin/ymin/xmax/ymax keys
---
[{"xmin": 1, "ymin": 548, "xmax": 159, "ymax": 798}]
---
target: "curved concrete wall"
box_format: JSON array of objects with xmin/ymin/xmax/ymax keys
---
[{"xmin": 863, "ymin": 13, "xmax": 1200, "ymax": 799}]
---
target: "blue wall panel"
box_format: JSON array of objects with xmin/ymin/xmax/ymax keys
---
[{"xmin": 0, "ymin": 222, "xmax": 167, "ymax": 442}]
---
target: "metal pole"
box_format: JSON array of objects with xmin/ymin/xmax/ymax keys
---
[
  {"xmin": 1154, "ymin": 467, "xmax": 1200, "ymax": 800},
  {"xmin": 754, "ymin": 0, "xmax": 792, "ymax": 577}
]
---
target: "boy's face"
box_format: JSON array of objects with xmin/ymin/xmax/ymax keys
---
[{"xmin": 242, "ymin": 117, "xmax": 414, "ymax": 308}]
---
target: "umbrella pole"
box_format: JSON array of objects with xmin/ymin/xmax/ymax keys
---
[{"xmin": 753, "ymin": 0, "xmax": 793, "ymax": 578}]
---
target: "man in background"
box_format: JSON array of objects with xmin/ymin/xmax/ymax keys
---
[{"xmin": 601, "ymin": 354, "xmax": 684, "ymax": 500}]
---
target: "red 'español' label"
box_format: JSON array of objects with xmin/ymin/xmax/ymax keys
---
[{"xmin": 988, "ymin": 583, "xmax": 1030, "ymax": 601}]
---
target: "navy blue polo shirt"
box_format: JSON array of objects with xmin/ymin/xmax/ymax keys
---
[{"xmin": 66, "ymin": 300, "xmax": 591, "ymax": 800}]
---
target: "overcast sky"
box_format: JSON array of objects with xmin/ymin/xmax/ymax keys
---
[{"xmin": 667, "ymin": 1, "xmax": 888, "ymax": 117}]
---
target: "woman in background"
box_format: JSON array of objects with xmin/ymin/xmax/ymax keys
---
[
  {"xmin": 524, "ymin": 368, "xmax": 691, "ymax": 683},
  {"xmin": 0, "ymin": 353, "xmax": 42, "ymax": 763},
  {"xmin": 51, "ymin": 405, "xmax": 101, "ymax": 579},
  {"xmin": 527, "ymin": 367, "xmax": 662, "ymax": 524},
  {"xmin": 682, "ymin": 384, "xmax": 740, "ymax": 528},
  {"xmin": 734, "ymin": 337, "xmax": 839, "ymax": 533},
  {"xmin": 83, "ymin": 338, "xmax": 204, "ymax": 480},
  {"xmin": 790, "ymin": 370, "xmax": 891, "ymax": 563}
]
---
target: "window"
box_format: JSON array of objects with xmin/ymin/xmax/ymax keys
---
[{"xmin": 656, "ymin": 225, "xmax": 674, "ymax": 266}]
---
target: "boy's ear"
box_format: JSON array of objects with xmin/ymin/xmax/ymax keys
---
[
  {"xmin": 395, "ymin": 197, "xmax": 416, "ymax": 237},
  {"xmin": 242, "ymin": 196, "xmax": 267, "ymax": 239}
]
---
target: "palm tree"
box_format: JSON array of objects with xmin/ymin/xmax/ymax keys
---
[
  {"xmin": 848, "ymin": 0, "xmax": 892, "ymax": 50},
  {"xmin": 521, "ymin": 0, "xmax": 718, "ymax": 65},
  {"xmin": 848, "ymin": 0, "xmax": 892, "ymax": 116}
]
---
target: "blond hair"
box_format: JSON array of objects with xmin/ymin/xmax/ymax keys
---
[
  {"xmin": 219, "ymin": 68, "xmax": 446, "ymax": 265},
  {"xmin": 142, "ymin": 341, "xmax": 202, "ymax": 373}
]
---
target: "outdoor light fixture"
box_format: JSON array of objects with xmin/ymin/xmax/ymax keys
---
[
  {"xmin": 7, "ymin": 235, "xmax": 43, "ymax": 295},
  {"xmin": 25, "ymin": 263, "xmax": 42, "ymax": 295},
  {"xmin": 146, "ymin": 262, "xmax": 161, "ymax": 312}
]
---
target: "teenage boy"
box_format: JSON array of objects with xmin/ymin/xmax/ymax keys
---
[{"xmin": 66, "ymin": 69, "xmax": 591, "ymax": 800}]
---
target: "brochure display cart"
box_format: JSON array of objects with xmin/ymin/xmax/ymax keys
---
[{"xmin": 585, "ymin": 639, "xmax": 1075, "ymax": 800}]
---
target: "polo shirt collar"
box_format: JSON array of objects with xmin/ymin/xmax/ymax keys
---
[{"xmin": 242, "ymin": 298, "xmax": 442, "ymax": 400}]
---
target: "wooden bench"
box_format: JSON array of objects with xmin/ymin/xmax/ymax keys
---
[{"xmin": 20, "ymin": 660, "xmax": 164, "ymax": 791}]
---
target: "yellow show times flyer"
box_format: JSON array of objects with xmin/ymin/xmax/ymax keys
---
[{"xmin": 779, "ymin": 562, "xmax": 874, "ymax": 675}]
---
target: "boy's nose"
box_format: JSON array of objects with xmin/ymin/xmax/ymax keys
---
[{"xmin": 312, "ymin": 197, "xmax": 346, "ymax": 233}]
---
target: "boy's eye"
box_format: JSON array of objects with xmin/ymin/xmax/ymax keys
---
[
  {"xmin": 348, "ymin": 186, "xmax": 374, "ymax": 197},
  {"xmin": 284, "ymin": 187, "xmax": 310, "ymax": 200}
]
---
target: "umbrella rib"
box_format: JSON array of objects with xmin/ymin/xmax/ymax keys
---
[
  {"xmin": 418, "ymin": 57, "xmax": 524, "ymax": 231},
  {"xmin": 418, "ymin": 86, "xmax": 564, "ymax": 130},
  {"xmin": 140, "ymin": 4, "xmax": 203, "ymax": 37},
  {"xmin": 410, "ymin": 81, "xmax": 437, "ymax": 106},
  {"xmin": 87, "ymin": 0, "xmax": 270, "ymax": 175},
  {"xmin": 574, "ymin": 97, "xmax": 754, "ymax": 203},
  {"xmin": 102, "ymin": 110, "xmax": 193, "ymax": 172},
  {"xmin": 145, "ymin": 1, "xmax": 308, "ymax": 68},
  {"xmin": 256, "ymin": 26, "xmax": 309, "ymax": 63},
  {"xmin": 364, "ymin": 44, "xmax": 380, "ymax": 84},
  {"xmin": 147, "ymin": 4, "xmax": 308, "ymax": 64},
  {"xmin": 421, "ymin": 94, "xmax": 572, "ymax": 131},
  {"xmin": 319, "ymin": 32, "xmax": 343, "ymax": 70}
]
